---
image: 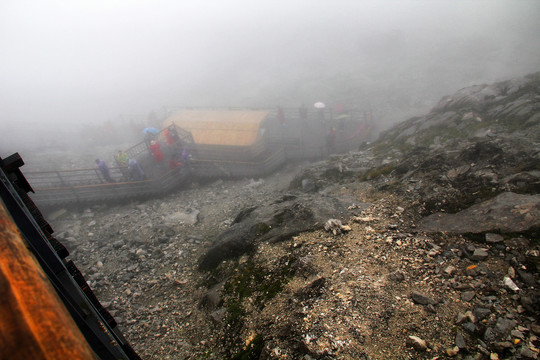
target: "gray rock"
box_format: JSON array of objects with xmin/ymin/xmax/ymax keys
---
[
  {"xmin": 410, "ymin": 291, "xmax": 437, "ymax": 305},
  {"xmin": 462, "ymin": 322, "xmax": 476, "ymax": 334},
  {"xmin": 484, "ymin": 327, "xmax": 496, "ymax": 342},
  {"xmin": 201, "ymin": 283, "xmax": 224, "ymax": 310},
  {"xmin": 455, "ymin": 333, "xmax": 466, "ymax": 349},
  {"xmin": 199, "ymin": 194, "xmax": 353, "ymax": 270},
  {"xmin": 492, "ymin": 341, "xmax": 514, "ymax": 352},
  {"xmin": 419, "ymin": 192, "xmax": 540, "ymax": 233},
  {"xmin": 112, "ymin": 240, "xmax": 125, "ymax": 249},
  {"xmin": 517, "ymin": 270, "xmax": 536, "ymax": 286},
  {"xmin": 530, "ymin": 323, "xmax": 540, "ymax": 335},
  {"xmin": 157, "ymin": 236, "xmax": 169, "ymax": 244},
  {"xmin": 447, "ymin": 165, "xmax": 470, "ymax": 181},
  {"xmin": 521, "ymin": 295, "xmax": 537, "ymax": 313},
  {"xmin": 471, "ymin": 248, "xmax": 489, "ymax": 261},
  {"xmin": 388, "ymin": 270, "xmax": 405, "ymax": 282},
  {"xmin": 494, "ymin": 318, "xmax": 517, "ymax": 337},
  {"xmin": 485, "ymin": 233, "xmax": 504, "ymax": 243},
  {"xmin": 461, "ymin": 291, "xmax": 476, "ymax": 302},
  {"xmin": 473, "ymin": 308, "xmax": 491, "ymax": 321},
  {"xmin": 209, "ymin": 308, "xmax": 227, "ymax": 323},
  {"xmin": 520, "ymin": 346, "xmax": 537, "ymax": 359}
]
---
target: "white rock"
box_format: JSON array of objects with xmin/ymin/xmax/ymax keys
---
[
  {"xmin": 406, "ymin": 335, "xmax": 427, "ymax": 351},
  {"xmin": 503, "ymin": 276, "xmax": 520, "ymax": 292}
]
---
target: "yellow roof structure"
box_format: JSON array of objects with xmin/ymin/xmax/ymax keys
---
[{"xmin": 163, "ymin": 109, "xmax": 270, "ymax": 147}]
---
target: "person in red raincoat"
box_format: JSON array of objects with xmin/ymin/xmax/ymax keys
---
[{"xmin": 149, "ymin": 140, "xmax": 164, "ymax": 163}]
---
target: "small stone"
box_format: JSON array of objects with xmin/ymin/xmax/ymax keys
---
[
  {"xmin": 463, "ymin": 322, "xmax": 476, "ymax": 334},
  {"xmin": 517, "ymin": 270, "xmax": 536, "ymax": 286},
  {"xmin": 112, "ymin": 240, "xmax": 124, "ymax": 249},
  {"xmin": 209, "ymin": 308, "xmax": 227, "ymax": 322},
  {"xmin": 495, "ymin": 318, "xmax": 517, "ymax": 337},
  {"xmin": 490, "ymin": 353, "xmax": 499, "ymax": 360},
  {"xmin": 406, "ymin": 335, "xmax": 427, "ymax": 351},
  {"xmin": 466, "ymin": 244, "xmax": 476, "ymax": 253},
  {"xmin": 484, "ymin": 327, "xmax": 496, "ymax": 342},
  {"xmin": 511, "ymin": 330, "xmax": 525, "ymax": 339},
  {"xmin": 455, "ymin": 333, "xmax": 466, "ymax": 349},
  {"xmin": 520, "ymin": 346, "xmax": 537, "ymax": 359},
  {"xmin": 444, "ymin": 265, "xmax": 457, "ymax": 276},
  {"xmin": 508, "ymin": 267, "xmax": 516, "ymax": 278},
  {"xmin": 503, "ymin": 276, "xmax": 520, "ymax": 292},
  {"xmin": 530, "ymin": 324, "xmax": 540, "ymax": 335},
  {"xmin": 96, "ymin": 261, "xmax": 103, "ymax": 268},
  {"xmin": 472, "ymin": 248, "xmax": 489, "ymax": 261},
  {"xmin": 411, "ymin": 291, "xmax": 436, "ymax": 305},
  {"xmin": 457, "ymin": 310, "xmax": 476, "ymax": 324},
  {"xmin": 461, "ymin": 291, "xmax": 475, "ymax": 302},
  {"xmin": 485, "ymin": 233, "xmax": 504, "ymax": 243},
  {"xmin": 493, "ymin": 341, "xmax": 513, "ymax": 352},
  {"xmin": 473, "ymin": 308, "xmax": 491, "ymax": 321},
  {"xmin": 388, "ymin": 271, "xmax": 405, "ymax": 282}
]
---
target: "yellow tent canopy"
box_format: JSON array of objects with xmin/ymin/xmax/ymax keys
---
[{"xmin": 163, "ymin": 109, "xmax": 270, "ymax": 147}]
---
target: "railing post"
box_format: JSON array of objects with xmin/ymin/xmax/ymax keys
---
[
  {"xmin": 95, "ymin": 169, "xmax": 104, "ymax": 184},
  {"xmin": 55, "ymin": 171, "xmax": 67, "ymax": 187}
]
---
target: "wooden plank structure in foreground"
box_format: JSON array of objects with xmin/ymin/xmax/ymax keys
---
[
  {"xmin": 0, "ymin": 200, "xmax": 97, "ymax": 360},
  {"xmin": 0, "ymin": 153, "xmax": 140, "ymax": 359}
]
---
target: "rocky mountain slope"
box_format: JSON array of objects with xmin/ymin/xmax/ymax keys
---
[{"xmin": 46, "ymin": 72, "xmax": 539, "ymax": 359}]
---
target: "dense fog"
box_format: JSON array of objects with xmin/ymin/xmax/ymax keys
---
[{"xmin": 1, "ymin": 0, "xmax": 539, "ymax": 154}]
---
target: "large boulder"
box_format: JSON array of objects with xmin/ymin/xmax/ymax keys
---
[
  {"xmin": 199, "ymin": 192, "xmax": 358, "ymax": 270},
  {"xmin": 419, "ymin": 192, "xmax": 539, "ymax": 234}
]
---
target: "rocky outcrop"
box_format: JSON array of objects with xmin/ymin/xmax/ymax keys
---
[
  {"xmin": 377, "ymin": 71, "xmax": 540, "ymax": 153},
  {"xmin": 199, "ymin": 192, "xmax": 359, "ymax": 270},
  {"xmin": 419, "ymin": 192, "xmax": 540, "ymax": 233}
]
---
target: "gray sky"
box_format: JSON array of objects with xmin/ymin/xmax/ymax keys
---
[{"xmin": 1, "ymin": 0, "xmax": 539, "ymax": 148}]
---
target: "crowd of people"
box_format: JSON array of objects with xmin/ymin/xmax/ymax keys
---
[{"xmin": 95, "ymin": 124, "xmax": 190, "ymax": 184}]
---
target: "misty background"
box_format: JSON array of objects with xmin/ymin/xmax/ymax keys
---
[{"xmin": 1, "ymin": 0, "xmax": 539, "ymax": 154}]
